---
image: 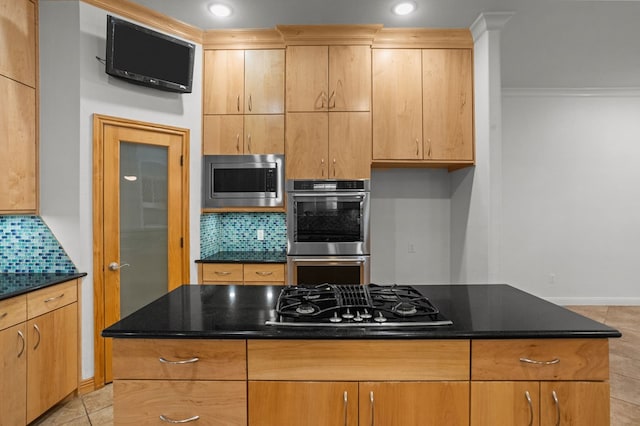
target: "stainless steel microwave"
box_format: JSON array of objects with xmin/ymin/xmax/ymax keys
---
[{"xmin": 202, "ymin": 154, "xmax": 284, "ymax": 208}]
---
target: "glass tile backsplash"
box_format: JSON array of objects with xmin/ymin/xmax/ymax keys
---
[
  {"xmin": 0, "ymin": 216, "xmax": 78, "ymax": 273},
  {"xmin": 200, "ymin": 213, "xmax": 286, "ymax": 258}
]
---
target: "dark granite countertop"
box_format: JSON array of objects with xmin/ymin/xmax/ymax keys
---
[
  {"xmin": 196, "ymin": 251, "xmax": 286, "ymax": 264},
  {"xmin": 0, "ymin": 272, "xmax": 87, "ymax": 301},
  {"xmin": 102, "ymin": 284, "xmax": 621, "ymax": 340}
]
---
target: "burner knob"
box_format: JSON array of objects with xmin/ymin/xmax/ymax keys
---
[
  {"xmin": 342, "ymin": 308, "xmax": 355, "ymax": 319},
  {"xmin": 353, "ymin": 312, "xmax": 363, "ymax": 322},
  {"xmin": 330, "ymin": 312, "xmax": 343, "ymax": 323},
  {"xmin": 374, "ymin": 312, "xmax": 387, "ymax": 323},
  {"xmin": 360, "ymin": 309, "xmax": 372, "ymax": 319}
]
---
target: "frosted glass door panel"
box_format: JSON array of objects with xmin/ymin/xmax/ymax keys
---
[{"xmin": 119, "ymin": 142, "xmax": 168, "ymax": 318}]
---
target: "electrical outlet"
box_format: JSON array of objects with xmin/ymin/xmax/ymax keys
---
[
  {"xmin": 408, "ymin": 243, "xmax": 416, "ymax": 253},
  {"xmin": 257, "ymin": 229, "xmax": 264, "ymax": 241},
  {"xmin": 549, "ymin": 273, "xmax": 556, "ymax": 285}
]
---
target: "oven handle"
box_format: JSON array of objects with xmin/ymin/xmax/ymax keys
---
[
  {"xmin": 290, "ymin": 257, "xmax": 368, "ymax": 264},
  {"xmin": 289, "ymin": 193, "xmax": 367, "ymax": 200}
]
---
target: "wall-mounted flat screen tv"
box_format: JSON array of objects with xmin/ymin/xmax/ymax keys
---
[{"xmin": 105, "ymin": 15, "xmax": 195, "ymax": 93}]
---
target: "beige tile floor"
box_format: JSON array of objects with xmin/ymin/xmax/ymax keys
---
[{"xmin": 33, "ymin": 306, "xmax": 639, "ymax": 425}]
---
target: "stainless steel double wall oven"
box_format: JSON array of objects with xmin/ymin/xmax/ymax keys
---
[{"xmin": 286, "ymin": 179, "xmax": 370, "ymax": 285}]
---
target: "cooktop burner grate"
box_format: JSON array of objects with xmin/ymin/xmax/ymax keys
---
[{"xmin": 267, "ymin": 283, "xmax": 452, "ymax": 327}]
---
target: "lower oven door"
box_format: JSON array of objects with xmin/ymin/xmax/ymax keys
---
[{"xmin": 287, "ymin": 255, "xmax": 370, "ymax": 285}]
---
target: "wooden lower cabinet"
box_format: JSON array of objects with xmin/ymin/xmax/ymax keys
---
[
  {"xmin": 0, "ymin": 322, "xmax": 27, "ymax": 425},
  {"xmin": 249, "ymin": 381, "xmax": 359, "ymax": 426},
  {"xmin": 199, "ymin": 263, "xmax": 285, "ymax": 285},
  {"xmin": 114, "ymin": 380, "xmax": 246, "ymax": 425},
  {"xmin": 471, "ymin": 381, "xmax": 610, "ymax": 426},
  {"xmin": 26, "ymin": 302, "xmax": 78, "ymax": 423},
  {"xmin": 248, "ymin": 381, "xmax": 468, "ymax": 426}
]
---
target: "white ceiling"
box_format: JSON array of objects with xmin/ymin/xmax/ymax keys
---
[{"xmin": 126, "ymin": 0, "xmax": 640, "ymax": 88}]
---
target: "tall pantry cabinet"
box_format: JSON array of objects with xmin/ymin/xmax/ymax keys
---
[{"xmin": 0, "ymin": 0, "xmax": 38, "ymax": 213}]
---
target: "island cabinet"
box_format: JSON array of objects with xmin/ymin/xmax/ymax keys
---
[
  {"xmin": 247, "ymin": 340, "xmax": 471, "ymax": 426},
  {"xmin": 372, "ymin": 48, "xmax": 474, "ymax": 168},
  {"xmin": 203, "ymin": 49, "xmax": 285, "ymax": 155},
  {"xmin": 0, "ymin": 0, "xmax": 38, "ymax": 213},
  {"xmin": 199, "ymin": 262, "xmax": 285, "ymax": 285},
  {"xmin": 0, "ymin": 279, "xmax": 79, "ymax": 424},
  {"xmin": 470, "ymin": 339, "xmax": 611, "ymax": 426},
  {"xmin": 112, "ymin": 339, "xmax": 247, "ymax": 425}
]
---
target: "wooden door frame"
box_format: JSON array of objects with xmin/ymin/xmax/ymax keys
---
[{"xmin": 92, "ymin": 114, "xmax": 190, "ymax": 389}]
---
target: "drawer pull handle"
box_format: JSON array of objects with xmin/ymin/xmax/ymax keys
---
[
  {"xmin": 17, "ymin": 330, "xmax": 26, "ymax": 357},
  {"xmin": 519, "ymin": 357, "xmax": 560, "ymax": 365},
  {"xmin": 44, "ymin": 294, "xmax": 65, "ymax": 303},
  {"xmin": 159, "ymin": 356, "xmax": 199, "ymax": 365},
  {"xmin": 160, "ymin": 414, "xmax": 200, "ymax": 423},
  {"xmin": 552, "ymin": 390, "xmax": 560, "ymax": 426},
  {"xmin": 0, "ymin": 312, "xmax": 7, "ymax": 320},
  {"xmin": 255, "ymin": 271, "xmax": 273, "ymax": 276},
  {"xmin": 215, "ymin": 271, "xmax": 232, "ymax": 276},
  {"xmin": 525, "ymin": 391, "xmax": 533, "ymax": 426},
  {"xmin": 369, "ymin": 390, "xmax": 375, "ymax": 426}
]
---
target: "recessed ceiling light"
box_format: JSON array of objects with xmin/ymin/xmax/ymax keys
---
[
  {"xmin": 393, "ymin": 1, "xmax": 416, "ymax": 16},
  {"xmin": 209, "ymin": 3, "xmax": 232, "ymax": 17}
]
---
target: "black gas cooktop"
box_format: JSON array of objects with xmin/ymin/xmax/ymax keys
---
[{"xmin": 266, "ymin": 283, "xmax": 453, "ymax": 327}]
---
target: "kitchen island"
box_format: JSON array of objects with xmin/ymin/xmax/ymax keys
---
[{"xmin": 103, "ymin": 284, "xmax": 620, "ymax": 425}]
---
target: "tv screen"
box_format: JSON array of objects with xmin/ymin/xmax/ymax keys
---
[{"xmin": 105, "ymin": 15, "xmax": 195, "ymax": 93}]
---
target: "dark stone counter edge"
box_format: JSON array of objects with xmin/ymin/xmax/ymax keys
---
[
  {"xmin": 102, "ymin": 329, "xmax": 621, "ymax": 340},
  {"xmin": 0, "ymin": 272, "xmax": 88, "ymax": 301},
  {"xmin": 196, "ymin": 251, "xmax": 286, "ymax": 264}
]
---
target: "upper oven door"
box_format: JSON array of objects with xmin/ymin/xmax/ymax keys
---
[{"xmin": 287, "ymin": 190, "xmax": 370, "ymax": 255}]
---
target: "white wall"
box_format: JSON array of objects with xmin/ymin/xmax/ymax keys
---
[
  {"xmin": 39, "ymin": 1, "xmax": 203, "ymax": 380},
  {"xmin": 501, "ymin": 90, "xmax": 640, "ymax": 304},
  {"xmin": 370, "ymin": 168, "xmax": 451, "ymax": 284}
]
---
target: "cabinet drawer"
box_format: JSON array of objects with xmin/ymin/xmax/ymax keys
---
[
  {"xmin": 244, "ymin": 263, "xmax": 285, "ymax": 283},
  {"xmin": 201, "ymin": 263, "xmax": 243, "ymax": 282},
  {"xmin": 114, "ymin": 380, "xmax": 246, "ymax": 426},
  {"xmin": 113, "ymin": 339, "xmax": 247, "ymax": 380},
  {"xmin": 471, "ymin": 338, "xmax": 609, "ymax": 381},
  {"xmin": 0, "ymin": 295, "xmax": 27, "ymax": 330},
  {"xmin": 26, "ymin": 280, "xmax": 77, "ymax": 319},
  {"xmin": 248, "ymin": 340, "xmax": 470, "ymax": 381}
]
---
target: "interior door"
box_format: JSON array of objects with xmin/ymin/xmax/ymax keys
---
[{"xmin": 94, "ymin": 115, "xmax": 189, "ymax": 386}]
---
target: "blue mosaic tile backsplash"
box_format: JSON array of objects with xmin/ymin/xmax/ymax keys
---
[
  {"xmin": 0, "ymin": 216, "xmax": 78, "ymax": 273},
  {"xmin": 200, "ymin": 213, "xmax": 286, "ymax": 258}
]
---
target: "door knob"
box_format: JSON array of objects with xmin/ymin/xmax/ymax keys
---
[{"xmin": 108, "ymin": 262, "xmax": 130, "ymax": 271}]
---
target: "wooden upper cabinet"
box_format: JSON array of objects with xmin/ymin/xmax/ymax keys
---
[
  {"xmin": 0, "ymin": 76, "xmax": 36, "ymax": 212},
  {"xmin": 423, "ymin": 49, "xmax": 473, "ymax": 161},
  {"xmin": 285, "ymin": 112, "xmax": 329, "ymax": 179},
  {"xmin": 204, "ymin": 50, "xmax": 245, "ymax": 114},
  {"xmin": 203, "ymin": 115, "xmax": 284, "ymax": 155},
  {"xmin": 0, "ymin": 0, "xmax": 36, "ymax": 88},
  {"xmin": 244, "ymin": 115, "xmax": 285, "ymax": 154},
  {"xmin": 286, "ymin": 45, "xmax": 371, "ymax": 112},
  {"xmin": 286, "ymin": 46, "xmax": 329, "ymax": 112},
  {"xmin": 244, "ymin": 50, "xmax": 284, "ymax": 114},
  {"xmin": 329, "ymin": 112, "xmax": 371, "ymax": 179},
  {"xmin": 372, "ymin": 49, "xmax": 422, "ymax": 160}
]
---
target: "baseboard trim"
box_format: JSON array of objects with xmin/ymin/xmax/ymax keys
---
[{"xmin": 78, "ymin": 377, "xmax": 95, "ymax": 396}]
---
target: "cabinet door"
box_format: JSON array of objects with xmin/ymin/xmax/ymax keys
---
[
  {"xmin": 329, "ymin": 45, "xmax": 371, "ymax": 112},
  {"xmin": 244, "ymin": 49, "xmax": 284, "ymax": 114},
  {"xmin": 372, "ymin": 49, "xmax": 423, "ymax": 160},
  {"xmin": 286, "ymin": 46, "xmax": 329, "ymax": 112},
  {"xmin": 26, "ymin": 303, "xmax": 78, "ymax": 423},
  {"xmin": 471, "ymin": 381, "xmax": 540, "ymax": 426},
  {"xmin": 540, "ymin": 382, "xmax": 610, "ymax": 426},
  {"xmin": 244, "ymin": 115, "xmax": 284, "ymax": 154},
  {"xmin": 423, "ymin": 49, "xmax": 473, "ymax": 161},
  {"xmin": 0, "ymin": 0, "xmax": 36, "ymax": 87},
  {"xmin": 0, "ymin": 323, "xmax": 27, "ymax": 426},
  {"xmin": 248, "ymin": 381, "xmax": 358, "ymax": 426},
  {"xmin": 329, "ymin": 112, "xmax": 371, "ymax": 179},
  {"xmin": 359, "ymin": 382, "xmax": 469, "ymax": 426},
  {"xmin": 0, "ymin": 76, "xmax": 36, "ymax": 212},
  {"xmin": 204, "ymin": 50, "xmax": 244, "ymax": 114},
  {"xmin": 286, "ymin": 112, "xmax": 329, "ymax": 179},
  {"xmin": 203, "ymin": 115, "xmax": 244, "ymax": 154}
]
